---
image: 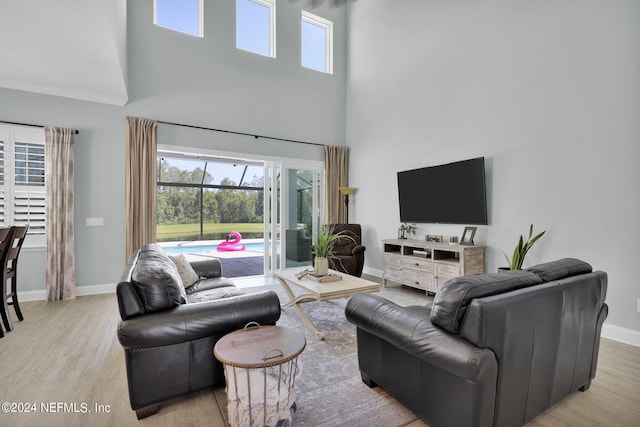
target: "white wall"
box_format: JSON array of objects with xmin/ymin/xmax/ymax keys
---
[
  {"xmin": 126, "ymin": 0, "xmax": 346, "ymax": 146},
  {"xmin": 346, "ymin": 0, "xmax": 640, "ymax": 333},
  {"xmin": 0, "ymin": 0, "xmax": 346, "ymax": 294}
]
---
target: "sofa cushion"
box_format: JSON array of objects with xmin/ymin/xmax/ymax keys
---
[
  {"xmin": 186, "ymin": 286, "xmax": 245, "ymax": 304},
  {"xmin": 131, "ymin": 243, "xmax": 187, "ymax": 312},
  {"xmin": 526, "ymin": 258, "xmax": 592, "ymax": 282},
  {"xmin": 186, "ymin": 277, "xmax": 236, "ymax": 295},
  {"xmin": 169, "ymin": 254, "xmax": 200, "ymax": 288},
  {"xmin": 431, "ymin": 270, "xmax": 543, "ymax": 334}
]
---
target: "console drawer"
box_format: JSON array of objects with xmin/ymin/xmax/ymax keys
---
[
  {"xmin": 384, "ymin": 264, "xmax": 403, "ymax": 282},
  {"xmin": 402, "ymin": 257, "xmax": 432, "ymax": 272},
  {"xmin": 435, "ymin": 263, "xmax": 460, "ymax": 277},
  {"xmin": 403, "ymin": 268, "xmax": 434, "ymax": 290},
  {"xmin": 384, "ymin": 253, "xmax": 402, "ymax": 267}
]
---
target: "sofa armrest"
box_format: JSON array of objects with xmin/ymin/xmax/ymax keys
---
[
  {"xmin": 190, "ymin": 258, "xmax": 223, "ymax": 278},
  {"xmin": 346, "ymin": 293, "xmax": 496, "ymax": 380},
  {"xmin": 118, "ymin": 290, "xmax": 281, "ymax": 349},
  {"xmin": 351, "ymin": 245, "xmax": 366, "ymax": 256}
]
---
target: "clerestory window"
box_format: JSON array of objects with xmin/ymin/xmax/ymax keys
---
[
  {"xmin": 301, "ymin": 11, "xmax": 333, "ymax": 74},
  {"xmin": 154, "ymin": 0, "xmax": 203, "ymax": 38},
  {"xmin": 236, "ymin": 0, "xmax": 276, "ymax": 58}
]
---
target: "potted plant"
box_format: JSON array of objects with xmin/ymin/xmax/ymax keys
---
[
  {"xmin": 312, "ymin": 224, "xmax": 355, "ymax": 276},
  {"xmin": 398, "ymin": 223, "xmax": 417, "ymax": 239},
  {"xmin": 503, "ymin": 224, "xmax": 546, "ymax": 270}
]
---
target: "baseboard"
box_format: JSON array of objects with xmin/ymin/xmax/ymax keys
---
[
  {"xmin": 19, "ymin": 283, "xmax": 117, "ymax": 302},
  {"xmin": 602, "ymin": 323, "xmax": 640, "ymax": 348},
  {"xmin": 363, "ymin": 266, "xmax": 382, "ymax": 278},
  {"xmin": 19, "ymin": 290, "xmax": 47, "ymax": 302}
]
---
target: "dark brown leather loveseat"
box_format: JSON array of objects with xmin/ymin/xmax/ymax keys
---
[
  {"xmin": 345, "ymin": 258, "xmax": 608, "ymax": 427},
  {"xmin": 116, "ymin": 243, "xmax": 281, "ymax": 418}
]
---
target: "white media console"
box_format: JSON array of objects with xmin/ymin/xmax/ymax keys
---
[{"xmin": 382, "ymin": 238, "xmax": 486, "ymax": 294}]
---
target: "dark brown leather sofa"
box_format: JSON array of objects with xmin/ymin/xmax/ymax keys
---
[
  {"xmin": 116, "ymin": 243, "xmax": 281, "ymax": 418},
  {"xmin": 345, "ymin": 258, "xmax": 608, "ymax": 427}
]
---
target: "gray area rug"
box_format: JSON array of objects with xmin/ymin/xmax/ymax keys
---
[{"xmin": 214, "ymin": 282, "xmax": 433, "ymax": 427}]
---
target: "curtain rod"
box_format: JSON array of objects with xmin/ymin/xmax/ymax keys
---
[
  {"xmin": 0, "ymin": 120, "xmax": 79, "ymax": 134},
  {"xmin": 157, "ymin": 120, "xmax": 324, "ymax": 147}
]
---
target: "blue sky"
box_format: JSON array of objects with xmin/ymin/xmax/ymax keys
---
[{"xmin": 155, "ymin": 0, "xmax": 201, "ymax": 37}]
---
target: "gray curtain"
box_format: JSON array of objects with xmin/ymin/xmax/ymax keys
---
[
  {"xmin": 125, "ymin": 116, "xmax": 157, "ymax": 260},
  {"xmin": 44, "ymin": 126, "xmax": 76, "ymax": 301},
  {"xmin": 324, "ymin": 145, "xmax": 349, "ymax": 223}
]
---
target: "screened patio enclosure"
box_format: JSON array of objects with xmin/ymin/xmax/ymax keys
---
[{"xmin": 156, "ymin": 151, "xmax": 323, "ymax": 277}]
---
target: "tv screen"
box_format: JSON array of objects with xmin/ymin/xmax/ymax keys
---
[{"xmin": 397, "ymin": 157, "xmax": 488, "ymax": 225}]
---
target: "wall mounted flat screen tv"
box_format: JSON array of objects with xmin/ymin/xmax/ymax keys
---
[{"xmin": 397, "ymin": 157, "xmax": 488, "ymax": 225}]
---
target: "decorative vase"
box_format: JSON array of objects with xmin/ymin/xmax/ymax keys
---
[{"xmin": 314, "ymin": 257, "xmax": 329, "ymax": 276}]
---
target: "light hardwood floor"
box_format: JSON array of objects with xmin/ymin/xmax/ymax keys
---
[{"xmin": 0, "ymin": 279, "xmax": 638, "ymax": 427}]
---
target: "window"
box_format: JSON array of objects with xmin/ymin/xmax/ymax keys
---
[
  {"xmin": 156, "ymin": 152, "xmax": 264, "ymax": 242},
  {"xmin": 236, "ymin": 0, "xmax": 276, "ymax": 58},
  {"xmin": 154, "ymin": 0, "xmax": 203, "ymax": 38},
  {"xmin": 0, "ymin": 125, "xmax": 46, "ymax": 246},
  {"xmin": 301, "ymin": 11, "xmax": 333, "ymax": 74}
]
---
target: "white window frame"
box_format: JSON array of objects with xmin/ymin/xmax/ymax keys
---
[
  {"xmin": 236, "ymin": 0, "xmax": 277, "ymax": 58},
  {"xmin": 301, "ymin": 10, "xmax": 333, "ymax": 74},
  {"xmin": 153, "ymin": 0, "xmax": 204, "ymax": 38},
  {"xmin": 0, "ymin": 124, "xmax": 46, "ymax": 248}
]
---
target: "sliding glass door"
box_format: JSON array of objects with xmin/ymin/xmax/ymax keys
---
[
  {"xmin": 264, "ymin": 161, "xmax": 324, "ymax": 273},
  {"xmin": 156, "ymin": 148, "xmax": 323, "ymax": 276}
]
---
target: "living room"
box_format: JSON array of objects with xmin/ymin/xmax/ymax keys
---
[{"xmin": 0, "ymin": 0, "xmax": 638, "ymax": 426}]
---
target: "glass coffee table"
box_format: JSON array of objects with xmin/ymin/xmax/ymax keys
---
[{"xmin": 272, "ymin": 268, "xmax": 380, "ymax": 340}]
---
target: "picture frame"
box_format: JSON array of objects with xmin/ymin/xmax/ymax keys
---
[
  {"xmin": 461, "ymin": 226, "xmax": 477, "ymax": 245},
  {"xmin": 426, "ymin": 234, "xmax": 443, "ymax": 243}
]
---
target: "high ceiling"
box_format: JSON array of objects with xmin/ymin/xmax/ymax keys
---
[{"xmin": 0, "ymin": 0, "xmax": 128, "ymax": 105}]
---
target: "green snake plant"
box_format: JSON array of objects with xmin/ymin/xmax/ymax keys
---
[{"xmin": 504, "ymin": 224, "xmax": 546, "ymax": 270}]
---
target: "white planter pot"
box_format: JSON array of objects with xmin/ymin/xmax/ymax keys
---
[{"xmin": 314, "ymin": 257, "xmax": 329, "ymax": 276}]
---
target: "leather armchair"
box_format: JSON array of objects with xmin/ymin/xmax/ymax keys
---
[
  {"xmin": 313, "ymin": 224, "xmax": 366, "ymax": 277},
  {"xmin": 116, "ymin": 244, "xmax": 281, "ymax": 418},
  {"xmin": 346, "ymin": 258, "xmax": 608, "ymax": 427}
]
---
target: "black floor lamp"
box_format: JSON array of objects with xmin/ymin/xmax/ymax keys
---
[{"xmin": 338, "ymin": 187, "xmax": 357, "ymax": 223}]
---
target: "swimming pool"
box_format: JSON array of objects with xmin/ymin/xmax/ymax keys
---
[{"xmin": 163, "ymin": 241, "xmax": 267, "ymax": 255}]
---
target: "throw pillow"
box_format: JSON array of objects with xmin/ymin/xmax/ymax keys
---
[
  {"xmin": 169, "ymin": 254, "xmax": 200, "ymax": 288},
  {"xmin": 132, "ymin": 243, "xmax": 186, "ymax": 311}
]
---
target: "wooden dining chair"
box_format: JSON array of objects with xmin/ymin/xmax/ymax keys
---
[
  {"xmin": 0, "ymin": 227, "xmax": 16, "ymax": 337},
  {"xmin": 1, "ymin": 225, "xmax": 28, "ymax": 333}
]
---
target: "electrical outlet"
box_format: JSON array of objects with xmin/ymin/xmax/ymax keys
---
[{"xmin": 86, "ymin": 217, "xmax": 104, "ymax": 227}]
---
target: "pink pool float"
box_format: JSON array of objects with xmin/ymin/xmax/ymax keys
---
[{"xmin": 217, "ymin": 231, "xmax": 246, "ymax": 252}]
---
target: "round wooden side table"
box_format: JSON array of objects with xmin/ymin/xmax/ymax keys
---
[{"xmin": 214, "ymin": 324, "xmax": 306, "ymax": 427}]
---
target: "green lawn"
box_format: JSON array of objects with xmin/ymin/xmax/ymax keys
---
[{"xmin": 157, "ymin": 223, "xmax": 264, "ymax": 242}]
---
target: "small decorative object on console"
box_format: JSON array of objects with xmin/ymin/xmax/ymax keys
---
[
  {"xmin": 460, "ymin": 226, "xmax": 477, "ymax": 245},
  {"xmin": 398, "ymin": 223, "xmax": 417, "ymax": 239},
  {"xmin": 426, "ymin": 234, "xmax": 443, "ymax": 243}
]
